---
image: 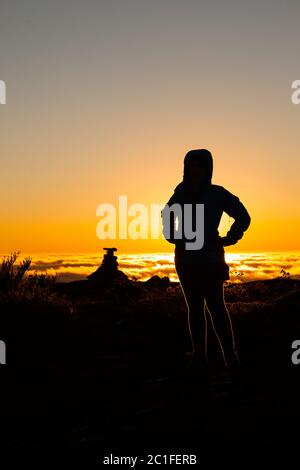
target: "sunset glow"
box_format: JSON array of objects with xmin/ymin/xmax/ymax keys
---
[
  {"xmin": 1, "ymin": 3, "xmax": 299, "ymax": 256},
  {"xmin": 1, "ymin": 2, "xmax": 299, "ymax": 274},
  {"xmin": 8, "ymin": 251, "xmax": 299, "ymax": 284}
]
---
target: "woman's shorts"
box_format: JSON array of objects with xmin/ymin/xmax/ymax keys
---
[{"xmin": 175, "ymin": 253, "xmax": 230, "ymax": 285}]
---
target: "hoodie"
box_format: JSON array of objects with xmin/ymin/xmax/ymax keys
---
[{"xmin": 161, "ymin": 149, "xmax": 251, "ymax": 262}]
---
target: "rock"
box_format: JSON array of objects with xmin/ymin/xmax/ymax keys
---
[{"xmin": 87, "ymin": 248, "xmax": 129, "ymax": 284}]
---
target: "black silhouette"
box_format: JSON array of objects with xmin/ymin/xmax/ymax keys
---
[
  {"xmin": 87, "ymin": 247, "xmax": 128, "ymax": 284},
  {"xmin": 161, "ymin": 149, "xmax": 251, "ymax": 367}
]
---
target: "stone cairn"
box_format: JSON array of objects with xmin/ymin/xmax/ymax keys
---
[{"xmin": 87, "ymin": 247, "xmax": 128, "ymax": 283}]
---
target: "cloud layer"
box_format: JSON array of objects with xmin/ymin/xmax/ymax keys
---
[{"xmin": 3, "ymin": 251, "xmax": 298, "ymax": 283}]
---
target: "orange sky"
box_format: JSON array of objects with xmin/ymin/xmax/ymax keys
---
[{"xmin": 0, "ymin": 2, "xmax": 299, "ymax": 254}]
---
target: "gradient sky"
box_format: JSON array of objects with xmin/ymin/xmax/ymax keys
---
[{"xmin": 0, "ymin": 0, "xmax": 299, "ymax": 253}]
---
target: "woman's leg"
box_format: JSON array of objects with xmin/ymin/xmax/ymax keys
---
[
  {"xmin": 175, "ymin": 262, "xmax": 207, "ymax": 359},
  {"xmin": 204, "ymin": 279, "xmax": 238, "ymax": 366}
]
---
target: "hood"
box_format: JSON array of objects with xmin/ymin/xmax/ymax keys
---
[
  {"xmin": 174, "ymin": 148, "xmax": 213, "ymax": 193},
  {"xmin": 183, "ymin": 148, "xmax": 213, "ymax": 182}
]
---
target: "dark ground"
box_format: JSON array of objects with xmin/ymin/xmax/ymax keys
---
[{"xmin": 1, "ymin": 276, "xmax": 300, "ymax": 463}]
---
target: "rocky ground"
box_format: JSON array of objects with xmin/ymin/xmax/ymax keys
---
[{"xmin": 1, "ymin": 275, "xmax": 300, "ymax": 461}]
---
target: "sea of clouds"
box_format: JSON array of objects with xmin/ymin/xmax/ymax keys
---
[{"xmin": 4, "ymin": 251, "xmax": 299, "ymax": 283}]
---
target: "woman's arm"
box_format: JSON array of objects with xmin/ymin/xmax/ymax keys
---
[
  {"xmin": 161, "ymin": 193, "xmax": 184, "ymax": 245},
  {"xmin": 221, "ymin": 188, "xmax": 251, "ymax": 246}
]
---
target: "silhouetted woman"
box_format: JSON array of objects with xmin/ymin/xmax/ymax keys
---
[{"xmin": 161, "ymin": 149, "xmax": 251, "ymax": 368}]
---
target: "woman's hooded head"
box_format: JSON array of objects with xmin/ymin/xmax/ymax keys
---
[
  {"xmin": 183, "ymin": 148, "xmax": 213, "ymax": 184},
  {"xmin": 173, "ymin": 148, "xmax": 213, "ymax": 193}
]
